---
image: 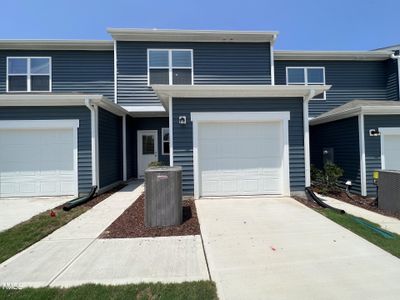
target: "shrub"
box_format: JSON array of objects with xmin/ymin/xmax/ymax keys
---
[
  {"xmin": 311, "ymin": 162, "xmax": 344, "ymax": 194},
  {"xmin": 148, "ymin": 161, "xmax": 167, "ymax": 168}
]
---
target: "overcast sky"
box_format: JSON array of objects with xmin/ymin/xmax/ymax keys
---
[{"xmin": 1, "ymin": 0, "xmax": 398, "ymax": 50}]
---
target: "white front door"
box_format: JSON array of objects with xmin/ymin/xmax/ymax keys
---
[
  {"xmin": 198, "ymin": 121, "xmax": 285, "ymax": 197},
  {"xmin": 381, "ymin": 128, "xmax": 400, "ymax": 170},
  {"xmin": 137, "ymin": 130, "xmax": 158, "ymax": 178},
  {"xmin": 0, "ymin": 128, "xmax": 76, "ymax": 197}
]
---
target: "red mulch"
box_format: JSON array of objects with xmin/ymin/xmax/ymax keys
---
[
  {"xmin": 100, "ymin": 194, "xmax": 201, "ymax": 238},
  {"xmin": 307, "ymin": 186, "xmax": 400, "ymax": 220},
  {"xmin": 55, "ymin": 184, "xmax": 126, "ymax": 210}
]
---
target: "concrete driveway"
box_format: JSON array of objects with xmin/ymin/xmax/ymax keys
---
[
  {"xmin": 0, "ymin": 196, "xmax": 73, "ymax": 232},
  {"xmin": 196, "ymin": 197, "xmax": 400, "ymax": 300}
]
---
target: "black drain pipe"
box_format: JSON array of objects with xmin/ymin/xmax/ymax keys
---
[
  {"xmin": 63, "ymin": 186, "xmax": 97, "ymax": 211},
  {"xmin": 305, "ymin": 187, "xmax": 345, "ymax": 214}
]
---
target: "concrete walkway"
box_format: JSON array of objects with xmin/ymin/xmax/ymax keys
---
[
  {"xmin": 0, "ymin": 196, "xmax": 73, "ymax": 232},
  {"xmin": 318, "ymin": 193, "xmax": 400, "ymax": 235},
  {"xmin": 196, "ymin": 197, "xmax": 400, "ymax": 300},
  {"xmin": 0, "ymin": 181, "xmax": 208, "ymax": 287}
]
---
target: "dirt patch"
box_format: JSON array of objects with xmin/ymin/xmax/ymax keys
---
[
  {"xmin": 55, "ymin": 184, "xmax": 126, "ymax": 210},
  {"xmin": 292, "ymin": 195, "xmax": 322, "ymax": 210},
  {"xmin": 100, "ymin": 194, "xmax": 201, "ymax": 238}
]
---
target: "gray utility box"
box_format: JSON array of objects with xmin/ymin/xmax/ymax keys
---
[
  {"xmin": 378, "ymin": 170, "xmax": 400, "ymax": 213},
  {"xmin": 145, "ymin": 166, "xmax": 182, "ymax": 227}
]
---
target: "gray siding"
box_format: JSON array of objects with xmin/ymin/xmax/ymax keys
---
[
  {"xmin": 126, "ymin": 117, "xmax": 169, "ymax": 178},
  {"xmin": 0, "ymin": 50, "xmax": 114, "ymax": 101},
  {"xmin": 98, "ymin": 108, "xmax": 123, "ymax": 187},
  {"xmin": 364, "ymin": 115, "xmax": 400, "ymax": 196},
  {"xmin": 310, "ymin": 117, "xmax": 361, "ymax": 194},
  {"xmin": 172, "ymin": 98, "xmax": 305, "ymax": 195},
  {"xmin": 0, "ymin": 106, "xmax": 92, "ymax": 194},
  {"xmin": 275, "ymin": 60, "xmax": 395, "ymax": 117},
  {"xmin": 117, "ymin": 42, "xmax": 271, "ymax": 106}
]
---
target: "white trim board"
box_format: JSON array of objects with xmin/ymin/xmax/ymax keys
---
[
  {"xmin": 358, "ymin": 114, "xmax": 367, "ymax": 196},
  {"xmin": 191, "ymin": 111, "xmax": 291, "ymax": 199},
  {"xmin": 0, "ymin": 119, "xmax": 80, "ymax": 197}
]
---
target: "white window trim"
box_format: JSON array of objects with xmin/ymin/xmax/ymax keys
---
[
  {"xmin": 0, "ymin": 119, "xmax": 79, "ymax": 197},
  {"xmin": 161, "ymin": 127, "xmax": 170, "ymax": 155},
  {"xmin": 6, "ymin": 56, "xmax": 52, "ymax": 93},
  {"xmin": 147, "ymin": 49, "xmax": 194, "ymax": 86},
  {"xmin": 286, "ymin": 66, "xmax": 326, "ymax": 100},
  {"xmin": 191, "ymin": 111, "xmax": 291, "ymax": 199},
  {"xmin": 379, "ymin": 127, "xmax": 400, "ymax": 170}
]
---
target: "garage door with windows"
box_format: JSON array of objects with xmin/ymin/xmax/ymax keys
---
[
  {"xmin": 0, "ymin": 120, "xmax": 78, "ymax": 198},
  {"xmin": 193, "ymin": 112, "xmax": 291, "ymax": 198}
]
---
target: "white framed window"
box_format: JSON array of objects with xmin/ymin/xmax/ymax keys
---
[
  {"xmin": 7, "ymin": 57, "xmax": 52, "ymax": 92},
  {"xmin": 148, "ymin": 49, "xmax": 193, "ymax": 85},
  {"xmin": 286, "ymin": 67, "xmax": 326, "ymax": 100},
  {"xmin": 162, "ymin": 127, "xmax": 170, "ymax": 155}
]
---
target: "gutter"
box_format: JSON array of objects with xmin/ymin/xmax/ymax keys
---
[{"xmin": 85, "ymin": 98, "xmax": 99, "ymax": 188}]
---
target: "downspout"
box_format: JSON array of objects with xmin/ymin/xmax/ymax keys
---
[
  {"xmin": 270, "ymin": 34, "xmax": 277, "ymax": 85},
  {"xmin": 391, "ymin": 53, "xmax": 400, "ymax": 100},
  {"xmin": 85, "ymin": 98, "xmax": 99, "ymax": 188},
  {"xmin": 303, "ymin": 90, "xmax": 315, "ymax": 187}
]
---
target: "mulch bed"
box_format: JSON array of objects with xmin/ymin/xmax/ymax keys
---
[
  {"xmin": 55, "ymin": 184, "xmax": 126, "ymax": 210},
  {"xmin": 100, "ymin": 194, "xmax": 201, "ymax": 238}
]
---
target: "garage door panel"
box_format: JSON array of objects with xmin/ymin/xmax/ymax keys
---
[
  {"xmin": 199, "ymin": 121, "xmax": 284, "ymax": 197},
  {"xmin": 0, "ymin": 128, "xmax": 76, "ymax": 197},
  {"xmin": 383, "ymin": 134, "xmax": 400, "ymax": 170}
]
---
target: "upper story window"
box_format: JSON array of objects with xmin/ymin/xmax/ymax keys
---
[
  {"xmin": 7, "ymin": 57, "xmax": 51, "ymax": 92},
  {"xmin": 148, "ymin": 49, "xmax": 193, "ymax": 85},
  {"xmin": 286, "ymin": 67, "xmax": 326, "ymax": 100}
]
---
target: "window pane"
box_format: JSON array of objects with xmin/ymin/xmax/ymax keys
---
[
  {"xmin": 172, "ymin": 69, "xmax": 192, "ymax": 85},
  {"xmin": 149, "ymin": 69, "xmax": 169, "ymax": 84},
  {"xmin": 162, "ymin": 129, "xmax": 169, "ymax": 142},
  {"xmin": 163, "ymin": 142, "xmax": 170, "ymax": 154},
  {"xmin": 172, "ymin": 50, "xmax": 192, "ymax": 67},
  {"xmin": 287, "ymin": 68, "xmax": 305, "ymax": 83},
  {"xmin": 142, "ymin": 135, "xmax": 155, "ymax": 155},
  {"xmin": 307, "ymin": 68, "xmax": 324, "ymax": 83},
  {"xmin": 8, "ymin": 58, "xmax": 27, "ymax": 74},
  {"xmin": 8, "ymin": 75, "xmax": 27, "ymax": 91},
  {"xmin": 31, "ymin": 75, "xmax": 50, "ymax": 91},
  {"xmin": 31, "ymin": 58, "xmax": 50, "ymax": 74},
  {"xmin": 149, "ymin": 50, "xmax": 169, "ymax": 67}
]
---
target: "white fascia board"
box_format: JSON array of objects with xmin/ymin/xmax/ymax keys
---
[
  {"xmin": 0, "ymin": 119, "xmax": 79, "ymax": 129},
  {"xmin": 152, "ymin": 85, "xmax": 331, "ymax": 105},
  {"xmin": 274, "ymin": 50, "xmax": 393, "ymax": 61},
  {"xmin": 0, "ymin": 40, "xmax": 114, "ymax": 51},
  {"xmin": 310, "ymin": 106, "xmax": 400, "ymax": 126},
  {"xmin": 107, "ymin": 28, "xmax": 278, "ymax": 43},
  {"xmin": 122, "ymin": 105, "xmax": 167, "ymax": 113},
  {"xmin": 0, "ymin": 94, "xmax": 127, "ymax": 116}
]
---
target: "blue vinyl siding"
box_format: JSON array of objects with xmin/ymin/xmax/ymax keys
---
[
  {"xmin": 172, "ymin": 98, "xmax": 305, "ymax": 195},
  {"xmin": 116, "ymin": 42, "xmax": 271, "ymax": 106},
  {"xmin": 126, "ymin": 117, "xmax": 169, "ymax": 178},
  {"xmin": 98, "ymin": 108, "xmax": 123, "ymax": 187},
  {"xmin": 364, "ymin": 115, "xmax": 400, "ymax": 196},
  {"xmin": 386, "ymin": 59, "xmax": 399, "ymax": 101},
  {"xmin": 0, "ymin": 50, "xmax": 114, "ymax": 101},
  {"xmin": 0, "ymin": 106, "xmax": 92, "ymax": 194},
  {"xmin": 310, "ymin": 117, "xmax": 361, "ymax": 194},
  {"xmin": 275, "ymin": 60, "xmax": 395, "ymax": 117}
]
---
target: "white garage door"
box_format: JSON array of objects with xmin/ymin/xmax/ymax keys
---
[
  {"xmin": 198, "ymin": 121, "xmax": 284, "ymax": 197},
  {"xmin": 382, "ymin": 132, "xmax": 400, "ymax": 170},
  {"xmin": 0, "ymin": 128, "xmax": 76, "ymax": 197}
]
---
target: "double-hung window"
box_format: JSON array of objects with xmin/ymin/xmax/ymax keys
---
[
  {"xmin": 162, "ymin": 128, "xmax": 170, "ymax": 155},
  {"xmin": 148, "ymin": 49, "xmax": 193, "ymax": 85},
  {"xmin": 286, "ymin": 67, "xmax": 326, "ymax": 100},
  {"xmin": 7, "ymin": 57, "xmax": 51, "ymax": 92}
]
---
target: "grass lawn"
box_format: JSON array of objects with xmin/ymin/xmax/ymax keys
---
[
  {"xmin": 0, "ymin": 281, "xmax": 218, "ymax": 300},
  {"xmin": 320, "ymin": 209, "xmax": 400, "ymax": 258},
  {"xmin": 0, "ymin": 206, "xmax": 88, "ymax": 264}
]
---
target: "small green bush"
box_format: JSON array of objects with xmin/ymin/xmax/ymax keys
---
[
  {"xmin": 311, "ymin": 162, "xmax": 344, "ymax": 194},
  {"xmin": 148, "ymin": 161, "xmax": 167, "ymax": 168}
]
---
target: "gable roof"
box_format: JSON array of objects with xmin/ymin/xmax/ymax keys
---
[{"xmin": 310, "ymin": 100, "xmax": 400, "ymax": 125}]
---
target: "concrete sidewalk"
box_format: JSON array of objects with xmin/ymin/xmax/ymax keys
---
[
  {"xmin": 197, "ymin": 197, "xmax": 400, "ymax": 300},
  {"xmin": 318, "ymin": 193, "xmax": 400, "ymax": 235},
  {"xmin": 0, "ymin": 181, "xmax": 208, "ymax": 288}
]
